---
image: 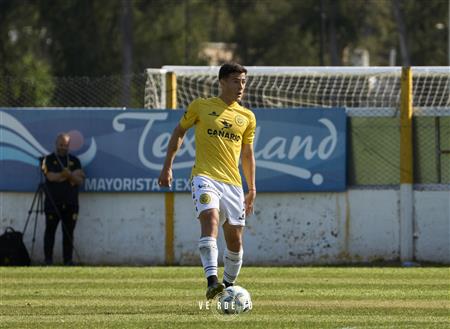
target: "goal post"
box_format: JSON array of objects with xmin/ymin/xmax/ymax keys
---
[{"xmin": 145, "ymin": 68, "xmax": 167, "ymax": 109}]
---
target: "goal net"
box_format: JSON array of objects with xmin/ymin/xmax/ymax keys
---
[{"xmin": 145, "ymin": 66, "xmax": 449, "ymax": 115}]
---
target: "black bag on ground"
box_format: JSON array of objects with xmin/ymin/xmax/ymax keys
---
[{"xmin": 0, "ymin": 227, "xmax": 31, "ymax": 266}]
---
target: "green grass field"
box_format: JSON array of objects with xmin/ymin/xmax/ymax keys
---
[{"xmin": 1, "ymin": 266, "xmax": 449, "ymax": 329}]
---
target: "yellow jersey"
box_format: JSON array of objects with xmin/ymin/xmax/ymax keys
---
[{"xmin": 179, "ymin": 97, "xmax": 256, "ymax": 187}]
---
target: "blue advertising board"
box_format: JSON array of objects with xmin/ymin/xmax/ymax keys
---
[{"xmin": 0, "ymin": 108, "xmax": 346, "ymax": 192}]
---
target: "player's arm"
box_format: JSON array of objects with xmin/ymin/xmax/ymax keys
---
[
  {"xmin": 42, "ymin": 157, "xmax": 66, "ymax": 183},
  {"xmin": 61, "ymin": 158, "xmax": 85, "ymax": 186},
  {"xmin": 47, "ymin": 168, "xmax": 84, "ymax": 185},
  {"xmin": 65, "ymin": 169, "xmax": 85, "ymax": 186},
  {"xmin": 241, "ymin": 143, "xmax": 256, "ymax": 216},
  {"xmin": 45, "ymin": 171, "xmax": 67, "ymax": 183},
  {"xmin": 158, "ymin": 124, "xmax": 188, "ymax": 187}
]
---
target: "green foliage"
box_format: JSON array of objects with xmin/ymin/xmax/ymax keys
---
[
  {"xmin": 0, "ymin": 0, "xmax": 449, "ymax": 107},
  {"xmin": 403, "ymin": 0, "xmax": 449, "ymax": 65},
  {"xmin": 231, "ymin": 0, "xmax": 321, "ymax": 65},
  {"xmin": 349, "ymin": 0, "xmax": 397, "ymax": 66},
  {"xmin": 10, "ymin": 54, "xmax": 55, "ymax": 107},
  {"xmin": 38, "ymin": 0, "xmax": 122, "ymax": 76},
  {"xmin": 0, "ymin": 1, "xmax": 54, "ymax": 106}
]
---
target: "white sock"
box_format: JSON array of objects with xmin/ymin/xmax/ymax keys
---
[
  {"xmin": 198, "ymin": 236, "xmax": 218, "ymax": 279},
  {"xmin": 223, "ymin": 248, "xmax": 243, "ymax": 284}
]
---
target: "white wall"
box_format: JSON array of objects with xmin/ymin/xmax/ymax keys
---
[
  {"xmin": 0, "ymin": 192, "xmax": 165, "ymax": 265},
  {"xmin": 175, "ymin": 191, "xmax": 402, "ymax": 265},
  {"xmin": 1, "ymin": 190, "xmax": 448, "ymax": 265},
  {"xmin": 414, "ymin": 191, "xmax": 450, "ymax": 262}
]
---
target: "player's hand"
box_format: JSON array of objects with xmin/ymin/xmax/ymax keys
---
[
  {"xmin": 158, "ymin": 167, "xmax": 173, "ymax": 187},
  {"xmin": 244, "ymin": 190, "xmax": 256, "ymax": 216}
]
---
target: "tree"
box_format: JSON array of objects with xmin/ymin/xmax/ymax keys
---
[
  {"xmin": 121, "ymin": 0, "xmax": 133, "ymax": 107},
  {"xmin": 402, "ymin": 0, "xmax": 448, "ymax": 66},
  {"xmin": 229, "ymin": 0, "xmax": 321, "ymax": 65},
  {"xmin": 38, "ymin": 0, "xmax": 122, "ymax": 77},
  {"xmin": 0, "ymin": 0, "xmax": 54, "ymax": 106},
  {"xmin": 1, "ymin": 0, "xmax": 449, "ymax": 108},
  {"xmin": 392, "ymin": 0, "xmax": 410, "ymax": 66}
]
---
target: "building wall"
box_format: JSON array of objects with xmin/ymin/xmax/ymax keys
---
[{"xmin": 0, "ymin": 190, "xmax": 448, "ymax": 265}]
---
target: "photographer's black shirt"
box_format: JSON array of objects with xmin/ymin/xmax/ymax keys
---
[{"xmin": 43, "ymin": 153, "xmax": 82, "ymax": 212}]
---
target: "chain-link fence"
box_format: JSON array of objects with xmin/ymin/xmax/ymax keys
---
[
  {"xmin": 1, "ymin": 68, "xmax": 448, "ymax": 188},
  {"xmin": 0, "ymin": 73, "xmax": 147, "ymax": 108}
]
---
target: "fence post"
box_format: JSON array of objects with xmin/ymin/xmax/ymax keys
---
[
  {"xmin": 400, "ymin": 66, "xmax": 414, "ymax": 262},
  {"xmin": 165, "ymin": 72, "xmax": 176, "ymax": 265}
]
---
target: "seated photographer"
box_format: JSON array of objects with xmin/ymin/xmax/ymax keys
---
[{"xmin": 41, "ymin": 133, "xmax": 85, "ymax": 266}]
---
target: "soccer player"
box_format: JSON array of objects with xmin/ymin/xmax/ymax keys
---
[{"xmin": 158, "ymin": 62, "xmax": 256, "ymax": 299}]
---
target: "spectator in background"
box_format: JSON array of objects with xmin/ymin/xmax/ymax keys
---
[{"xmin": 41, "ymin": 133, "xmax": 85, "ymax": 265}]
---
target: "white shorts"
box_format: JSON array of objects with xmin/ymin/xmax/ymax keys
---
[{"xmin": 191, "ymin": 175, "xmax": 246, "ymax": 226}]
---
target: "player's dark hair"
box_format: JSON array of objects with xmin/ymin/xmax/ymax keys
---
[{"xmin": 218, "ymin": 62, "xmax": 247, "ymax": 80}]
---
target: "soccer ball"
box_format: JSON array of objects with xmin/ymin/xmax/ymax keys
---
[{"xmin": 217, "ymin": 285, "xmax": 252, "ymax": 315}]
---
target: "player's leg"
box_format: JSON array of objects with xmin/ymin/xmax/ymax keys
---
[
  {"xmin": 221, "ymin": 183, "xmax": 246, "ymax": 287},
  {"xmin": 43, "ymin": 212, "xmax": 59, "ymax": 265},
  {"xmin": 61, "ymin": 209, "xmax": 77, "ymax": 265},
  {"xmin": 198, "ymin": 209, "xmax": 224, "ymax": 299},
  {"xmin": 222, "ymin": 221, "xmax": 244, "ymax": 287},
  {"xmin": 192, "ymin": 176, "xmax": 224, "ymax": 299},
  {"xmin": 199, "ymin": 209, "xmax": 219, "ymax": 281}
]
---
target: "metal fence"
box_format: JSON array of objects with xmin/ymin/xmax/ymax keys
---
[
  {"xmin": 1, "ymin": 69, "xmax": 449, "ymax": 187},
  {"xmin": 0, "ymin": 73, "xmax": 147, "ymax": 108}
]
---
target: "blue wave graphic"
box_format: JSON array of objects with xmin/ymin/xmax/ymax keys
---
[
  {"xmin": 1, "ymin": 128, "xmax": 43, "ymax": 158},
  {"xmin": 0, "ymin": 146, "xmax": 40, "ymax": 166},
  {"xmin": 0, "ymin": 111, "xmax": 96, "ymax": 167}
]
